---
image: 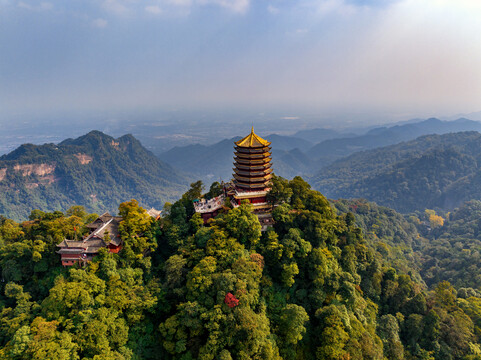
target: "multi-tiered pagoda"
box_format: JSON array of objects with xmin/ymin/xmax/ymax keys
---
[
  {"xmin": 193, "ymin": 127, "xmax": 274, "ymax": 228},
  {"xmin": 231, "ymin": 127, "xmax": 272, "ymax": 212}
]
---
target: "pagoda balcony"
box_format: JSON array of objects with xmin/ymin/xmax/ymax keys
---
[
  {"xmin": 234, "ymin": 188, "xmax": 269, "ymax": 197},
  {"xmin": 233, "ymin": 173, "xmax": 272, "ymax": 183},
  {"xmin": 233, "ymin": 168, "xmax": 273, "ymax": 177},
  {"xmin": 235, "ymin": 146, "xmax": 271, "ymax": 154},
  {"xmin": 234, "ymin": 152, "xmax": 271, "ymax": 159},
  {"xmin": 231, "ymin": 200, "xmax": 270, "ymax": 209},
  {"xmin": 235, "ymin": 156, "xmax": 272, "ymax": 164},
  {"xmin": 234, "ymin": 181, "xmax": 270, "ymax": 189},
  {"xmin": 234, "ymin": 163, "xmax": 272, "ymax": 171}
]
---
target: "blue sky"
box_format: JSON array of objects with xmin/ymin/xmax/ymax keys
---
[{"xmin": 1, "ymin": 0, "xmax": 481, "ymax": 123}]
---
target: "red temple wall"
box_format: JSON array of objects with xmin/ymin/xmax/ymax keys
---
[
  {"xmin": 108, "ymin": 244, "xmax": 122, "ymax": 254},
  {"xmin": 201, "ymin": 210, "xmax": 218, "ymax": 224},
  {"xmin": 61, "ymin": 254, "xmax": 81, "ymax": 259},
  {"xmin": 237, "ymin": 196, "xmax": 266, "ymax": 205},
  {"xmin": 62, "ymin": 260, "xmax": 78, "ymax": 266}
]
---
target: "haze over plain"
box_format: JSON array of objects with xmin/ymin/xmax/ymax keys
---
[{"xmin": 1, "ymin": 0, "xmax": 481, "ymax": 131}]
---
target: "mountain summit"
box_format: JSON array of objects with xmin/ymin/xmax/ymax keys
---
[{"xmin": 0, "ymin": 131, "xmax": 188, "ymax": 220}]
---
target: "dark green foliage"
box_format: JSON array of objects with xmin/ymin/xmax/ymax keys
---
[
  {"xmin": 333, "ymin": 199, "xmax": 424, "ymax": 284},
  {"xmin": 313, "ymin": 131, "xmax": 481, "ymax": 212},
  {"xmin": 2, "ymin": 178, "xmax": 481, "ymax": 359},
  {"xmin": 0, "ymin": 131, "xmax": 188, "ymax": 221},
  {"xmin": 415, "ymin": 200, "xmax": 481, "ymax": 289},
  {"xmin": 205, "ymin": 182, "xmax": 223, "ymax": 200},
  {"xmin": 0, "ymin": 203, "xmax": 162, "ymax": 359}
]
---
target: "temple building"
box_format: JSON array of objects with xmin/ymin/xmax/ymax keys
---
[
  {"xmin": 194, "ymin": 127, "xmax": 274, "ymax": 229},
  {"xmin": 57, "ymin": 212, "xmax": 123, "ymax": 266},
  {"xmin": 193, "ymin": 194, "xmax": 225, "ymax": 223}
]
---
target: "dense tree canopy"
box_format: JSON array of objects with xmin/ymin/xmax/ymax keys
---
[{"xmin": 1, "ymin": 177, "xmax": 481, "ymax": 359}]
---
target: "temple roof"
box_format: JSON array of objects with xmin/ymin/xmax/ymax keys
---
[
  {"xmin": 86, "ymin": 214, "xmax": 122, "ymax": 246},
  {"xmin": 57, "ymin": 212, "xmax": 123, "ymax": 254},
  {"xmin": 57, "ymin": 238, "xmax": 108, "ymax": 254},
  {"xmin": 147, "ymin": 208, "xmax": 162, "ymax": 219},
  {"xmin": 235, "ymin": 127, "xmax": 271, "ymax": 148}
]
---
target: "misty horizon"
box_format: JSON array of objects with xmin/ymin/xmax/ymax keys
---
[{"xmin": 1, "ymin": 0, "xmax": 481, "ymax": 126}]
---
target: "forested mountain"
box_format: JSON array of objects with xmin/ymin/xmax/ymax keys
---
[
  {"xmin": 307, "ymin": 117, "xmax": 481, "ymax": 163},
  {"xmin": 293, "ymin": 127, "xmax": 353, "ymax": 143},
  {"xmin": 2, "ymin": 178, "xmax": 481, "ymax": 359},
  {"xmin": 328, "ymin": 197, "xmax": 481, "ymax": 293},
  {"xmin": 312, "ymin": 132, "xmax": 481, "ymax": 212},
  {"xmin": 5, "ymin": 122, "xmax": 481, "ymax": 359},
  {"xmin": 336, "ymin": 197, "xmax": 481, "ymax": 293},
  {"xmin": 414, "ymin": 200, "xmax": 481, "ymax": 290},
  {"xmin": 158, "ymin": 118, "xmax": 481, "ymax": 184},
  {"xmin": 332, "ymin": 198, "xmax": 425, "ymax": 285},
  {"xmin": 158, "ymin": 134, "xmax": 316, "ymax": 182},
  {"xmin": 0, "ymin": 131, "xmax": 188, "ymax": 220}
]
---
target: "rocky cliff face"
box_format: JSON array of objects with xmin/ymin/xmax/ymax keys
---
[{"xmin": 12, "ymin": 163, "xmax": 56, "ymax": 176}]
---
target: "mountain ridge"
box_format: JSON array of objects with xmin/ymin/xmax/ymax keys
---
[
  {"xmin": 312, "ymin": 131, "xmax": 481, "ymax": 212},
  {"xmin": 158, "ymin": 118, "xmax": 481, "ymax": 183},
  {"xmin": 0, "ymin": 131, "xmax": 188, "ymax": 220}
]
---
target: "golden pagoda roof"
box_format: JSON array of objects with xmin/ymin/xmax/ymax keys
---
[{"xmin": 235, "ymin": 127, "xmax": 271, "ymax": 148}]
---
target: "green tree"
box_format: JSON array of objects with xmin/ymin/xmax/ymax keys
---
[
  {"xmin": 119, "ymin": 199, "xmax": 156, "ymax": 258},
  {"xmin": 223, "ymin": 202, "xmax": 261, "ymax": 247},
  {"xmin": 378, "ymin": 314, "xmax": 404, "ymax": 360}
]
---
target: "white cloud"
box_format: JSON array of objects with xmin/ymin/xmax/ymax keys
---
[
  {"xmin": 98, "ymin": 0, "xmax": 249, "ymax": 16},
  {"xmin": 286, "ymin": 28, "xmax": 308, "ymax": 36},
  {"xmin": 102, "ymin": 0, "xmax": 130, "ymax": 15},
  {"xmin": 92, "ymin": 18, "xmax": 108, "ymax": 28},
  {"xmin": 145, "ymin": 5, "xmax": 162, "ymax": 14},
  {"xmin": 40, "ymin": 2, "xmax": 52, "ymax": 10},
  {"xmin": 197, "ymin": 0, "xmax": 250, "ymax": 13},
  {"xmin": 267, "ymin": 4, "xmax": 279, "ymax": 14},
  {"xmin": 167, "ymin": 0, "xmax": 192, "ymax": 6},
  {"xmin": 18, "ymin": 1, "xmax": 53, "ymax": 11},
  {"xmin": 315, "ymin": 0, "xmax": 356, "ymax": 16},
  {"xmin": 430, "ymin": 0, "xmax": 481, "ymax": 12},
  {"xmin": 17, "ymin": 1, "xmax": 30, "ymax": 9}
]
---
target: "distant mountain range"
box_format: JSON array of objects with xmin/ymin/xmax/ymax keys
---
[
  {"xmin": 3, "ymin": 118, "xmax": 481, "ymax": 219},
  {"xmin": 0, "ymin": 131, "xmax": 188, "ymax": 220},
  {"xmin": 157, "ymin": 134, "xmax": 318, "ymax": 182},
  {"xmin": 158, "ymin": 118, "xmax": 481, "ymax": 183},
  {"xmin": 292, "ymin": 128, "xmax": 355, "ymax": 143},
  {"xmin": 312, "ymin": 131, "xmax": 481, "ymax": 212},
  {"xmin": 307, "ymin": 117, "xmax": 481, "ymax": 164}
]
